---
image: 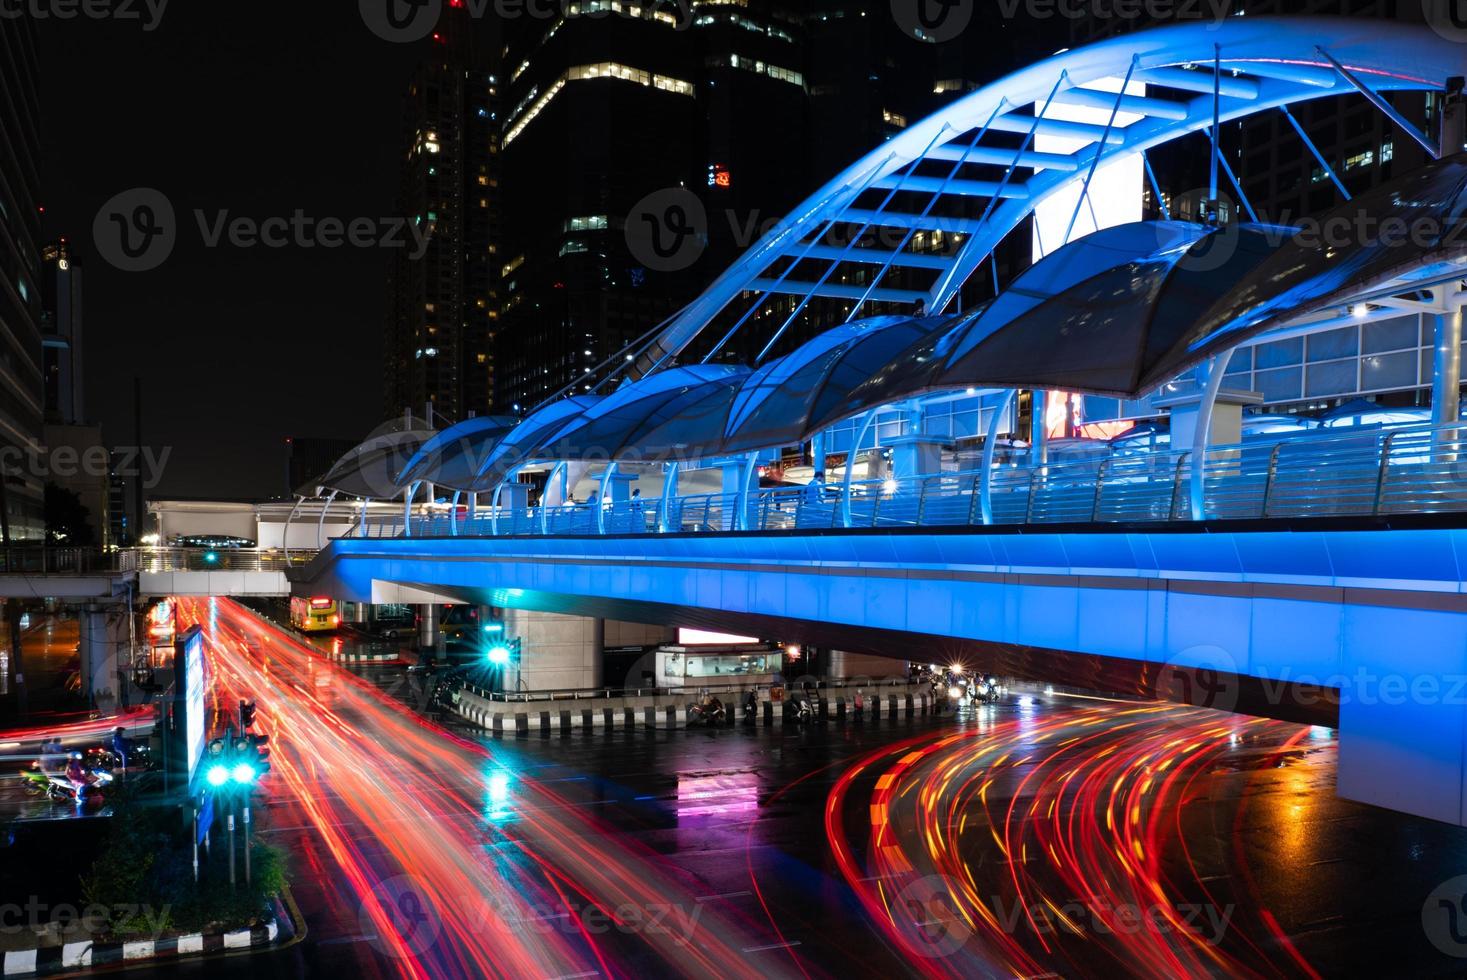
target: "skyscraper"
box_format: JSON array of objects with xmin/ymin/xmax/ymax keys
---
[
  {"xmin": 40, "ymin": 239, "xmax": 83, "ymax": 425},
  {"xmin": 384, "ymin": 4, "xmax": 502, "ymax": 423},
  {"xmin": 492, "ymin": 1, "xmax": 1028, "ymax": 412},
  {"xmin": 0, "ymin": 18, "xmax": 47, "ymax": 541}
]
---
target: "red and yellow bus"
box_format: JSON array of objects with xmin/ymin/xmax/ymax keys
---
[{"xmin": 290, "ymin": 596, "xmax": 340, "ymax": 633}]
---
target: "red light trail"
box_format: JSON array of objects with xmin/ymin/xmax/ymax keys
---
[
  {"xmin": 824, "ymin": 699, "xmax": 1323, "ymax": 978},
  {"xmin": 178, "ymin": 597, "xmax": 786, "ymax": 979}
]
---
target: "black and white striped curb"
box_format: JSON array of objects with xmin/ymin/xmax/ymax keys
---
[
  {"xmin": 454, "ymin": 689, "xmax": 945, "ymax": 733},
  {"xmin": 2, "ymin": 920, "xmax": 278, "ymax": 977},
  {"xmin": 325, "ymin": 648, "xmax": 400, "ymax": 663}
]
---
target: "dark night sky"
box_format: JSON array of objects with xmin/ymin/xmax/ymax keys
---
[{"xmin": 38, "ymin": 4, "xmax": 425, "ymax": 499}]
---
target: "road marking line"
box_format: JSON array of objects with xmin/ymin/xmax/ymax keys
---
[
  {"xmin": 696, "ymin": 891, "xmax": 752, "ymax": 902},
  {"xmin": 742, "ymin": 940, "xmax": 802, "ymax": 953}
]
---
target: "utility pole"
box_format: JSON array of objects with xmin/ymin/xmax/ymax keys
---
[{"xmin": 133, "ymin": 378, "xmax": 145, "ymax": 544}]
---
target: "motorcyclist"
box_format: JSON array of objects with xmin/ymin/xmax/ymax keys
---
[
  {"xmin": 40, "ymin": 738, "xmax": 64, "ymax": 772},
  {"xmin": 65, "ymin": 752, "xmax": 90, "ymax": 798},
  {"xmin": 744, "ymin": 688, "xmax": 758, "ymax": 721},
  {"xmin": 110, "ymin": 727, "xmax": 129, "ymax": 771}
]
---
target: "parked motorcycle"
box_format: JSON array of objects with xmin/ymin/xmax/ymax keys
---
[
  {"xmin": 688, "ymin": 696, "xmax": 727, "ymax": 727},
  {"xmin": 18, "ymin": 762, "xmax": 51, "ymax": 797},
  {"xmin": 792, "ymin": 696, "xmax": 815, "ymax": 724}
]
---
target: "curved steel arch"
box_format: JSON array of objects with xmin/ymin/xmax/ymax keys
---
[{"xmin": 640, "ymin": 16, "xmax": 1463, "ymax": 371}]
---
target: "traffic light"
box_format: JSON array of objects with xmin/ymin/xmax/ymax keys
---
[
  {"xmin": 202, "ymin": 726, "xmax": 268, "ymax": 789},
  {"xmin": 486, "ymin": 637, "xmax": 520, "ymax": 666},
  {"xmin": 239, "ymin": 700, "xmax": 257, "ymax": 731},
  {"xmin": 245, "ymin": 733, "xmax": 271, "ymax": 777},
  {"xmin": 205, "ymin": 737, "xmax": 231, "ymax": 787}
]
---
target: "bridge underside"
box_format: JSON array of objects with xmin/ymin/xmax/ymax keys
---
[
  {"xmin": 378, "ymin": 580, "xmax": 1341, "ymax": 729},
  {"xmin": 302, "ymin": 517, "xmax": 1467, "ymax": 826}
]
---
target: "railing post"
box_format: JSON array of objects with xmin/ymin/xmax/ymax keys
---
[
  {"xmin": 1091, "ymin": 458, "xmax": 1110, "ymax": 522},
  {"xmin": 1260, "ymin": 442, "xmax": 1284, "ymax": 518},
  {"xmin": 1169, "ymin": 454, "xmax": 1188, "ymax": 520},
  {"xmin": 1372, "ymin": 430, "xmax": 1399, "ymax": 515},
  {"xmin": 967, "ymin": 474, "xmax": 983, "ymax": 526},
  {"xmin": 980, "ymin": 390, "xmax": 1015, "ymax": 525},
  {"xmin": 1024, "ymin": 468, "xmax": 1039, "ymax": 524},
  {"xmin": 914, "ymin": 478, "xmax": 928, "ymax": 526}
]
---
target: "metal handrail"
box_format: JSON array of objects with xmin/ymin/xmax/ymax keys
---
[{"xmin": 349, "ymin": 419, "xmax": 1467, "ymax": 541}]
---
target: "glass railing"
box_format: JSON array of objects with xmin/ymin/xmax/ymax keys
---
[{"xmin": 348, "ymin": 420, "xmax": 1467, "ymax": 539}]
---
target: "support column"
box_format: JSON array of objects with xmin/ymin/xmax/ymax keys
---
[
  {"xmin": 1029, "ymin": 390, "xmax": 1048, "ymax": 466},
  {"xmin": 808, "ymin": 431, "xmax": 826, "ymax": 480},
  {"xmin": 418, "ymin": 604, "xmax": 439, "ymax": 653},
  {"xmin": 718, "ymin": 459, "xmax": 753, "ymax": 531},
  {"xmin": 502, "ymin": 609, "xmax": 603, "ymax": 692},
  {"xmin": 78, "ymin": 605, "xmax": 128, "ymax": 713},
  {"xmin": 885, "ymin": 435, "xmax": 944, "ymax": 481},
  {"xmin": 1433, "ymin": 307, "xmax": 1462, "ymax": 430}
]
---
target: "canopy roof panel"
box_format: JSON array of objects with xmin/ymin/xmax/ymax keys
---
[
  {"xmin": 547, "ymin": 365, "xmax": 750, "ymax": 461},
  {"xmin": 470, "ymin": 395, "xmax": 602, "ymax": 490},
  {"xmin": 312, "ymin": 424, "xmax": 437, "ymax": 499},
  {"xmin": 397, "ymin": 416, "xmax": 520, "ymax": 491},
  {"xmin": 1174, "ymin": 154, "xmax": 1467, "ymax": 363}
]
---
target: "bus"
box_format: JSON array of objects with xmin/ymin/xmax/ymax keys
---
[{"xmin": 290, "ymin": 596, "xmax": 340, "ymax": 633}]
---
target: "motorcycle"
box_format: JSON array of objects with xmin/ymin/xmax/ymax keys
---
[
  {"xmin": 792, "ymin": 696, "xmax": 815, "ymax": 724},
  {"xmin": 742, "ymin": 691, "xmax": 758, "ymax": 723},
  {"xmin": 688, "ymin": 697, "xmax": 727, "ymax": 727},
  {"xmin": 19, "ymin": 762, "xmax": 51, "ymax": 797},
  {"xmin": 973, "ymin": 675, "xmax": 1006, "ymax": 705},
  {"xmin": 46, "ymin": 760, "xmax": 113, "ymax": 805}
]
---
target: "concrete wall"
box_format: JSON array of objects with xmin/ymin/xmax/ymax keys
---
[
  {"xmin": 504, "ymin": 609, "xmax": 603, "ymax": 692},
  {"xmin": 139, "ymin": 570, "xmax": 289, "ymax": 597},
  {"xmin": 829, "ymin": 650, "xmax": 903, "ymax": 679},
  {"xmin": 604, "ymin": 619, "xmax": 675, "ymax": 647}
]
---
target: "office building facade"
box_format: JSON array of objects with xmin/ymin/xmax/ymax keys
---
[{"xmin": 0, "ymin": 19, "xmax": 47, "ymax": 541}]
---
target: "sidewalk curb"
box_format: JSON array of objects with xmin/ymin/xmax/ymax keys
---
[{"xmin": 0, "ymin": 887, "xmax": 304, "ymax": 980}]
